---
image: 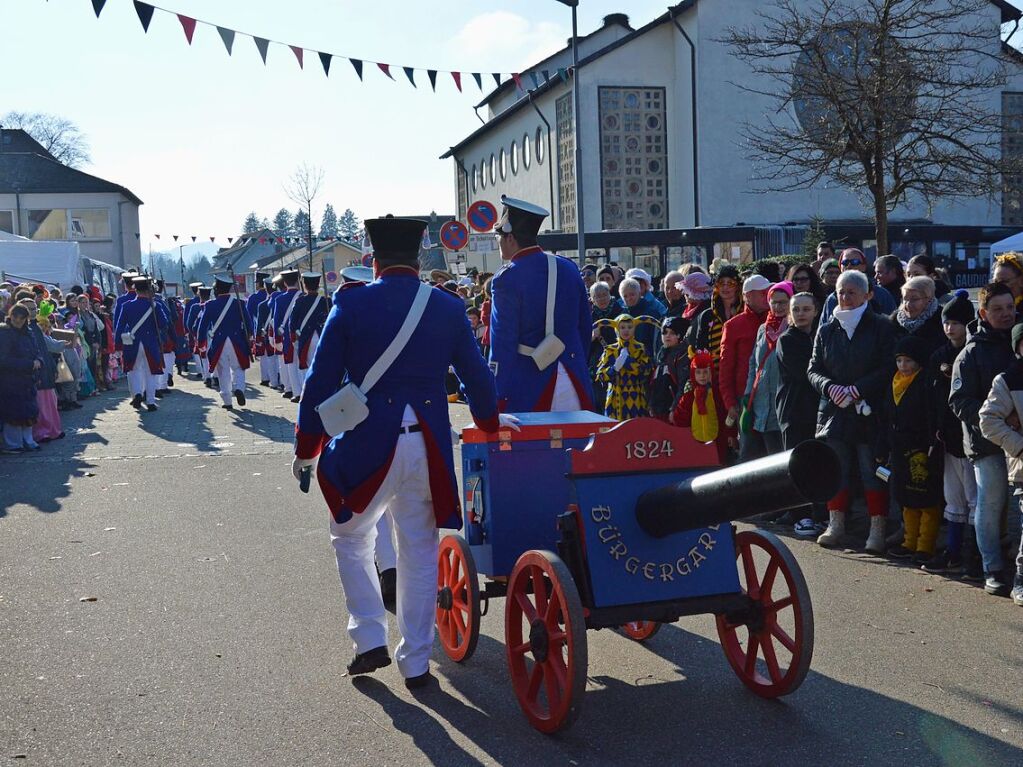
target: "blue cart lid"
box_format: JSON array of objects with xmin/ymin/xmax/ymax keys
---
[{"xmin": 462, "ymin": 411, "xmax": 616, "ymax": 444}]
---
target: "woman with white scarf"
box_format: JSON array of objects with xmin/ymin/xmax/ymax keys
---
[{"xmin": 808, "ymin": 271, "xmax": 897, "ymax": 552}]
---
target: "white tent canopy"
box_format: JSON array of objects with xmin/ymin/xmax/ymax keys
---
[
  {"xmin": 0, "ymin": 239, "xmax": 83, "ymax": 289},
  {"xmin": 990, "ymin": 231, "xmax": 1023, "ymax": 256}
]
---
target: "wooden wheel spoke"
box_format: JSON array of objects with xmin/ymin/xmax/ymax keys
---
[
  {"xmin": 452, "ymin": 605, "xmax": 468, "ymax": 638},
  {"xmin": 530, "ymin": 568, "xmax": 549, "ymax": 619},
  {"xmin": 439, "ymin": 552, "xmax": 450, "ymax": 584},
  {"xmin": 543, "ymin": 660, "xmax": 564, "ymax": 710},
  {"xmin": 547, "ymin": 630, "xmax": 567, "ymax": 647},
  {"xmin": 770, "ymin": 621, "xmax": 796, "ymax": 653},
  {"xmin": 509, "ymin": 640, "xmax": 531, "ymax": 657},
  {"xmin": 526, "ymin": 662, "xmax": 544, "ymax": 702},
  {"xmin": 515, "ymin": 591, "xmax": 538, "ymax": 623},
  {"xmin": 454, "ymin": 575, "xmax": 467, "ymax": 594},
  {"xmin": 452, "ymin": 597, "xmax": 468, "ymax": 613},
  {"xmin": 744, "ymin": 634, "xmax": 760, "ymax": 677},
  {"xmin": 544, "ymin": 591, "xmax": 564, "ymax": 632},
  {"xmin": 760, "ymin": 559, "xmax": 780, "ymax": 601},
  {"xmin": 760, "ymin": 633, "xmax": 784, "ymax": 685},
  {"xmin": 766, "ymin": 595, "xmax": 794, "ymax": 613},
  {"xmin": 740, "ymin": 543, "xmax": 761, "ymax": 598}
]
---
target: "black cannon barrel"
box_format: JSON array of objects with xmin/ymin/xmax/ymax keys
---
[{"xmin": 635, "ymin": 440, "xmax": 841, "ymax": 539}]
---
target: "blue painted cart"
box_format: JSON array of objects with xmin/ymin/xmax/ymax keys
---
[{"xmin": 435, "ymin": 415, "xmax": 839, "ymax": 733}]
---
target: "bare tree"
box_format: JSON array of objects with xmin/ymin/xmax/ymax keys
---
[
  {"xmin": 721, "ymin": 0, "xmax": 1015, "ymax": 255},
  {"xmin": 1, "ymin": 111, "xmax": 91, "ymax": 168},
  {"xmin": 284, "ymin": 163, "xmax": 325, "ymax": 269}
]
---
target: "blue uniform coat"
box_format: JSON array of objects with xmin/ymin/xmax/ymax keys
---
[
  {"xmin": 112, "ymin": 289, "xmax": 136, "ymax": 331},
  {"xmin": 254, "ymin": 294, "xmax": 277, "ymax": 357},
  {"xmin": 286, "ymin": 293, "xmax": 329, "ymax": 369},
  {"xmin": 488, "ymin": 246, "xmax": 593, "ymax": 412},
  {"xmin": 196, "ymin": 294, "xmax": 253, "ymax": 369},
  {"xmin": 295, "ymin": 270, "xmax": 500, "ymax": 527},
  {"xmin": 271, "ymin": 287, "xmax": 302, "ymax": 363},
  {"xmin": 114, "ymin": 297, "xmax": 165, "ymax": 373}
]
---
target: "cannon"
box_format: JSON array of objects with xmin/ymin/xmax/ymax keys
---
[{"xmin": 435, "ymin": 415, "xmax": 840, "ymax": 733}]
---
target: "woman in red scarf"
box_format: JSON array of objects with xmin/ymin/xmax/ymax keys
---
[{"xmin": 739, "ymin": 281, "xmax": 794, "ymax": 461}]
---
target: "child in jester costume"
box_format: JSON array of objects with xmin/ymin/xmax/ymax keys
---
[
  {"xmin": 594, "ymin": 314, "xmax": 657, "ymax": 420},
  {"xmin": 672, "ymin": 349, "xmax": 732, "ymax": 465}
]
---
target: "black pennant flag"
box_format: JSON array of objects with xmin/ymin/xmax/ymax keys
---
[
  {"xmin": 217, "ymin": 26, "xmax": 235, "ymax": 54},
  {"xmin": 472, "ymin": 72, "xmax": 482, "ymax": 90},
  {"xmin": 403, "ymin": 67, "xmax": 416, "ymax": 87},
  {"xmin": 132, "ymin": 1, "xmax": 154, "ymax": 32},
  {"xmin": 492, "ymin": 73, "xmax": 502, "ymax": 87},
  {"xmin": 319, "ymin": 51, "xmax": 332, "ymax": 76},
  {"xmin": 350, "ymin": 58, "xmax": 363, "ymax": 80},
  {"xmin": 92, "ymin": 0, "xmax": 107, "ymax": 17},
  {"xmin": 542, "ymin": 70, "xmax": 551, "ymax": 84},
  {"xmin": 254, "ymin": 36, "xmax": 270, "ymax": 65},
  {"xmin": 427, "ymin": 69, "xmax": 437, "ymax": 91}
]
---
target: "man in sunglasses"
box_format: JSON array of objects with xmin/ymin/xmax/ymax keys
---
[{"xmin": 820, "ymin": 247, "xmax": 897, "ymax": 323}]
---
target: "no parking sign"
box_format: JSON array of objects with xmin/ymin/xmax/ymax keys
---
[
  {"xmin": 467, "ymin": 200, "xmax": 498, "ymax": 232},
  {"xmin": 440, "ymin": 220, "xmax": 469, "ymax": 252}
]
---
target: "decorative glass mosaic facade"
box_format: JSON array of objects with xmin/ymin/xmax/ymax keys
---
[
  {"xmin": 556, "ymin": 93, "xmax": 576, "ymax": 233},
  {"xmin": 1003, "ymin": 93, "xmax": 1023, "ymax": 227}
]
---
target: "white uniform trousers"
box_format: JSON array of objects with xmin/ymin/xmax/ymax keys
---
[
  {"xmin": 215, "ymin": 343, "xmax": 246, "ymax": 406},
  {"xmin": 258, "ymin": 354, "xmax": 274, "ymax": 384},
  {"xmin": 161, "ymin": 352, "xmax": 175, "ymax": 387},
  {"xmin": 550, "ymin": 362, "xmax": 581, "ymax": 411},
  {"xmin": 200, "ymin": 355, "xmax": 210, "ymax": 381},
  {"xmin": 193, "ymin": 353, "xmax": 203, "ymax": 376},
  {"xmin": 301, "ymin": 331, "xmax": 320, "ymax": 385},
  {"xmin": 127, "ymin": 357, "xmax": 158, "ymax": 405},
  {"xmin": 330, "ymin": 423, "xmax": 437, "ymax": 678},
  {"xmin": 283, "ymin": 359, "xmax": 301, "ymax": 395},
  {"xmin": 375, "ymin": 513, "xmax": 398, "ymax": 571}
]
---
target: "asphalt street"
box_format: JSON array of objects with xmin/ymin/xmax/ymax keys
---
[{"xmin": 1, "ymin": 375, "xmax": 1021, "ymax": 766}]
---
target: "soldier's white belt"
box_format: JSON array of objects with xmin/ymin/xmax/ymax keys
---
[{"xmin": 517, "ymin": 333, "xmax": 565, "ymax": 371}]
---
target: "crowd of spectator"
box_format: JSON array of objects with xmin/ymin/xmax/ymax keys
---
[{"xmin": 0, "ymin": 282, "xmax": 122, "ymax": 453}]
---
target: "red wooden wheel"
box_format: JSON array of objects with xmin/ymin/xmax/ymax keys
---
[
  {"xmin": 715, "ymin": 529, "xmax": 814, "ymax": 698},
  {"xmin": 435, "ymin": 535, "xmax": 480, "ymax": 663},
  {"xmin": 505, "ymin": 550, "xmax": 588, "ymax": 734},
  {"xmin": 620, "ymin": 621, "xmax": 661, "ymax": 642}
]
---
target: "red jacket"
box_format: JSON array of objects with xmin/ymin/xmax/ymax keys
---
[{"xmin": 718, "ymin": 306, "xmax": 767, "ymax": 410}]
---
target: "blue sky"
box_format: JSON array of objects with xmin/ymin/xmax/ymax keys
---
[{"xmin": 2, "ymin": 0, "xmax": 671, "ymax": 258}]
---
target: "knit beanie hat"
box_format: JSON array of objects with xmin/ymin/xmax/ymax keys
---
[
  {"xmin": 1012, "ymin": 323, "xmax": 1023, "ymax": 356},
  {"xmin": 818, "ymin": 258, "xmax": 840, "ymax": 277},
  {"xmin": 894, "ymin": 335, "xmax": 929, "ymax": 367},
  {"xmin": 661, "ymin": 316, "xmax": 687, "ymax": 336},
  {"xmin": 941, "ymin": 289, "xmax": 975, "ymax": 326}
]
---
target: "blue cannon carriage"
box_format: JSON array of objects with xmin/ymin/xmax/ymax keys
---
[{"xmin": 435, "ymin": 414, "xmax": 839, "ymax": 733}]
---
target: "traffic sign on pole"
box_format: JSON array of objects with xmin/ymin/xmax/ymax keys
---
[
  {"xmin": 440, "ymin": 220, "xmax": 469, "ymax": 251},
  {"xmin": 467, "ymin": 200, "xmax": 498, "ymax": 232}
]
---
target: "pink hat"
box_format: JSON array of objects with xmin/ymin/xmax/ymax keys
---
[{"xmin": 768, "ymin": 280, "xmax": 794, "ymax": 298}]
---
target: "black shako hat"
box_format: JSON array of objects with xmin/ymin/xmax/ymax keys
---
[
  {"xmin": 131, "ymin": 276, "xmax": 153, "ymax": 292},
  {"xmin": 189, "ymin": 281, "xmax": 203, "ymax": 294},
  {"xmin": 301, "ymin": 271, "xmax": 321, "ymax": 289},
  {"xmin": 198, "ymin": 286, "xmax": 212, "ymax": 299},
  {"xmin": 213, "ymin": 275, "xmax": 234, "ymax": 293},
  {"xmin": 365, "ymin": 215, "xmax": 426, "ymax": 264},
  {"xmin": 495, "ymin": 195, "xmax": 548, "ymax": 239},
  {"xmin": 280, "ymin": 269, "xmax": 300, "ymax": 286},
  {"xmin": 340, "ymin": 265, "xmax": 374, "ymax": 284},
  {"xmin": 254, "ymin": 271, "xmax": 270, "ymax": 282}
]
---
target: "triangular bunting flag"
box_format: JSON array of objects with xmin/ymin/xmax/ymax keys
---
[
  {"xmin": 472, "ymin": 72, "xmax": 482, "ymax": 90},
  {"xmin": 228, "ymin": 237, "xmax": 234, "ymax": 244},
  {"xmin": 173, "ymin": 235, "xmax": 179, "ymax": 242},
  {"xmin": 511, "ymin": 73, "xmax": 523, "ymax": 91},
  {"xmin": 191, "ymin": 236, "xmax": 197, "ymax": 242},
  {"xmin": 427, "ymin": 69, "xmax": 437, "ymax": 91},
  {"xmin": 217, "ymin": 26, "xmax": 235, "ymax": 54},
  {"xmin": 451, "ymin": 72, "xmax": 462, "ymax": 92},
  {"xmin": 557, "ymin": 67, "xmax": 569, "ymax": 83},
  {"xmin": 134, "ymin": 233, "xmax": 140, "ymax": 239},
  {"xmin": 376, "ymin": 63, "xmax": 394, "ymax": 80},
  {"xmin": 133, "ymin": 2, "xmax": 154, "ymax": 32},
  {"xmin": 290, "ymin": 46, "xmax": 304, "ymax": 69},
  {"xmin": 177, "ymin": 15, "xmax": 196, "ymax": 45},
  {"xmin": 209, "ymin": 237, "xmax": 215, "ymax": 242},
  {"xmin": 318, "ymin": 51, "xmax": 332, "ymax": 76},
  {"xmin": 277, "ymin": 237, "xmax": 284, "ymax": 244},
  {"xmin": 542, "ymin": 70, "xmax": 551, "ymax": 84},
  {"xmin": 403, "ymin": 67, "xmax": 416, "ymax": 87},
  {"xmin": 258, "ymin": 237, "xmax": 266, "ymax": 244},
  {"xmin": 92, "ymin": 0, "xmax": 107, "ymax": 18},
  {"xmin": 254, "ymin": 36, "xmax": 270, "ymax": 64},
  {"xmin": 154, "ymin": 234, "xmax": 160, "ymax": 240},
  {"xmin": 492, "ymin": 73, "xmax": 502, "ymax": 87},
  {"xmin": 350, "ymin": 58, "xmax": 363, "ymax": 80},
  {"xmin": 528, "ymin": 72, "xmax": 539, "ymax": 89}
]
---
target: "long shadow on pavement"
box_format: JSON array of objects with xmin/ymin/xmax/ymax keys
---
[
  {"xmin": 370, "ymin": 628, "xmax": 1023, "ymax": 766},
  {"xmin": 133, "ymin": 388, "xmax": 219, "ymax": 453}
]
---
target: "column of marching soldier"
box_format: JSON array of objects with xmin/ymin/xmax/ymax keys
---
[{"xmin": 111, "ymin": 267, "xmax": 330, "ymax": 413}]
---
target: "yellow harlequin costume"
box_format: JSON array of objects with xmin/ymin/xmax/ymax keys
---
[{"xmin": 593, "ymin": 315, "xmax": 658, "ymax": 420}]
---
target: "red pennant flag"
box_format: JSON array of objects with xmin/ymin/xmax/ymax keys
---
[
  {"xmin": 258, "ymin": 237, "xmax": 266, "ymax": 244},
  {"xmin": 377, "ymin": 62, "xmax": 394, "ymax": 80},
  {"xmin": 511, "ymin": 73, "xmax": 523, "ymax": 91},
  {"xmin": 277, "ymin": 237, "xmax": 284, "ymax": 244},
  {"xmin": 177, "ymin": 15, "xmax": 196, "ymax": 45},
  {"xmin": 451, "ymin": 72, "xmax": 462, "ymax": 92},
  {"xmin": 290, "ymin": 46, "xmax": 304, "ymax": 69}
]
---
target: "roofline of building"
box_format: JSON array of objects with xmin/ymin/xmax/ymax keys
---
[
  {"xmin": 993, "ymin": 0, "xmax": 1023, "ymax": 24},
  {"xmin": 442, "ymin": 3, "xmax": 693, "ymax": 160},
  {"xmin": 0, "ymin": 151, "xmax": 144, "ymax": 206}
]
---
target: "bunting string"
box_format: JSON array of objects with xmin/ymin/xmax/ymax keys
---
[
  {"xmin": 80, "ymin": 1, "xmax": 579, "ymax": 94},
  {"xmin": 138, "ymin": 233, "xmax": 356, "ymax": 248}
]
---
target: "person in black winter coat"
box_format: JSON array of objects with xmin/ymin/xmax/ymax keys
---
[
  {"xmin": 949, "ymin": 281, "xmax": 1018, "ymax": 594},
  {"xmin": 0, "ymin": 304, "xmax": 43, "ymax": 452},
  {"xmin": 808, "ymin": 270, "xmax": 896, "ymax": 552},
  {"xmin": 648, "ymin": 316, "xmax": 689, "ymax": 420},
  {"xmin": 923, "ymin": 291, "xmax": 977, "ymax": 575},
  {"xmin": 775, "ymin": 292, "xmax": 824, "ymax": 535},
  {"xmin": 891, "ymin": 276, "xmax": 945, "ymax": 359},
  {"xmin": 879, "ymin": 335, "xmax": 943, "ymax": 562}
]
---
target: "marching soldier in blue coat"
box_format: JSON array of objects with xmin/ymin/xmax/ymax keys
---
[
  {"xmin": 271, "ymin": 269, "xmax": 303, "ymax": 399},
  {"xmin": 489, "ymin": 196, "xmax": 593, "ymax": 413},
  {"xmin": 246, "ymin": 272, "xmax": 272, "ymax": 385},
  {"xmin": 197, "ymin": 276, "xmax": 253, "ymax": 410},
  {"xmin": 254, "ymin": 277, "xmax": 280, "ymax": 388},
  {"xmin": 292, "ymin": 216, "xmax": 515, "ymax": 689},
  {"xmin": 285, "ymin": 271, "xmax": 329, "ymax": 402},
  {"xmin": 186, "ymin": 286, "xmax": 215, "ymax": 387},
  {"xmin": 153, "ymin": 278, "xmax": 177, "ymax": 396},
  {"xmin": 114, "ymin": 276, "xmax": 164, "ymax": 412},
  {"xmin": 112, "ymin": 271, "xmax": 139, "ymax": 330}
]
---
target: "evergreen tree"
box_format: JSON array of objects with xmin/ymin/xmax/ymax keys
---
[
  {"xmin": 294, "ymin": 209, "xmax": 311, "ymax": 242},
  {"xmin": 802, "ymin": 216, "xmax": 829, "ymax": 261},
  {"xmin": 338, "ymin": 208, "xmax": 361, "ymax": 242},
  {"xmin": 319, "ymin": 204, "xmax": 339, "ymax": 239},
  {"xmin": 272, "ymin": 208, "xmax": 294, "ymax": 238},
  {"xmin": 242, "ymin": 211, "xmax": 261, "ymax": 234}
]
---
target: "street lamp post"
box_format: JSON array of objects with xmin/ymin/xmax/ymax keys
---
[{"xmin": 556, "ymin": 0, "xmax": 585, "ymax": 262}]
